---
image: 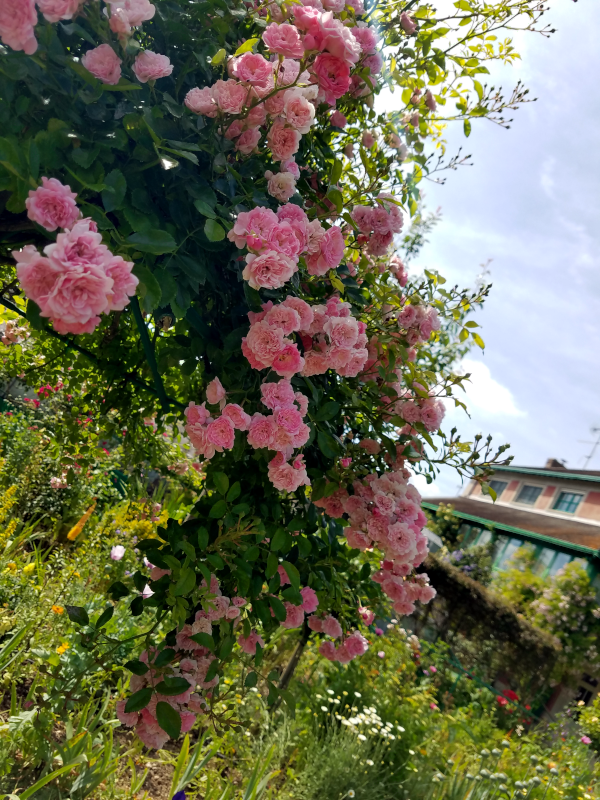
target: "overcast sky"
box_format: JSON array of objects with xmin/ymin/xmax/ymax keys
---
[{"xmin": 398, "ymin": 1, "xmax": 600, "ymax": 497}]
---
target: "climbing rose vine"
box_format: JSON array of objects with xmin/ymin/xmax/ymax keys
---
[{"xmin": 0, "ymin": 0, "xmax": 524, "ymax": 747}]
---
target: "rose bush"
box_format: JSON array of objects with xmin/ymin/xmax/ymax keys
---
[{"xmin": 0, "ymin": 0, "xmax": 548, "ymax": 748}]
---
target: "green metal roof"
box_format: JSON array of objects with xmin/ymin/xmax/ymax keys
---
[
  {"xmin": 422, "ymin": 501, "xmax": 600, "ymax": 559},
  {"xmin": 493, "ymin": 465, "xmax": 600, "ymax": 484}
]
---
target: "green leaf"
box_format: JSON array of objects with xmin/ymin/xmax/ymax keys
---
[
  {"xmin": 311, "ymin": 478, "xmax": 326, "ymax": 502},
  {"xmin": 244, "ymin": 671, "xmax": 258, "ymax": 688},
  {"xmin": 266, "ymin": 553, "xmax": 278, "ymax": 579},
  {"xmin": 65, "ymin": 605, "xmax": 89, "ymax": 626},
  {"xmin": 270, "ymin": 528, "xmax": 287, "ymax": 552},
  {"xmin": 107, "ymin": 581, "xmax": 130, "ymax": 601},
  {"xmin": 205, "ymin": 658, "xmax": 220, "ymax": 683},
  {"xmin": 281, "ymin": 561, "xmax": 300, "ymax": 591},
  {"xmin": 194, "ymin": 198, "xmax": 217, "ymax": 219},
  {"xmin": 471, "ymin": 332, "xmax": 485, "ymax": 349},
  {"xmin": 154, "ymin": 269, "xmax": 177, "ymax": 307},
  {"xmin": 254, "ymin": 644, "xmax": 264, "ymax": 667},
  {"xmin": 219, "ymin": 635, "xmax": 235, "ymax": 660},
  {"xmin": 95, "ymin": 606, "xmax": 114, "ymax": 629},
  {"xmin": 153, "ymin": 649, "xmax": 177, "ymax": 667},
  {"xmin": 133, "ymin": 265, "xmax": 162, "ymax": 313},
  {"xmin": 234, "ymin": 38, "xmax": 260, "ymax": 56},
  {"xmin": 25, "ymin": 299, "xmax": 44, "ymax": 331},
  {"xmin": 156, "ymin": 701, "xmax": 181, "ymax": 739},
  {"xmin": 173, "ymin": 567, "xmax": 196, "ymax": 597},
  {"xmin": 130, "ymin": 595, "xmax": 144, "ymax": 617},
  {"xmin": 101, "ymin": 168, "xmax": 127, "ymax": 212},
  {"xmin": 204, "ymin": 218, "xmax": 225, "ymax": 242},
  {"xmin": 127, "ymin": 230, "xmax": 177, "ymax": 254},
  {"xmin": 280, "ymin": 688, "xmax": 296, "ymax": 718},
  {"xmin": 124, "ymin": 687, "xmax": 152, "ymax": 713},
  {"xmin": 317, "ymin": 430, "xmax": 340, "ymax": 459},
  {"xmin": 315, "ymin": 401, "xmax": 340, "ymax": 421},
  {"xmin": 211, "ymin": 48, "xmax": 227, "ymax": 65},
  {"xmin": 206, "ymin": 553, "xmax": 225, "ymax": 571},
  {"xmin": 124, "ymin": 659, "xmax": 148, "ymax": 676},
  {"xmin": 209, "ymin": 499, "xmax": 227, "ymax": 519},
  {"xmin": 326, "ymin": 188, "xmax": 343, "ymax": 214},
  {"xmin": 213, "ymin": 472, "xmax": 229, "ymax": 495},
  {"xmin": 190, "ymin": 632, "xmax": 215, "ymax": 651},
  {"xmin": 463, "ymin": 119, "xmax": 472, "ymax": 137},
  {"xmin": 226, "ymin": 481, "xmax": 241, "ymax": 502},
  {"xmin": 330, "ymin": 159, "xmax": 343, "ymax": 184},
  {"xmin": 268, "ymin": 595, "xmax": 287, "ymax": 622},
  {"xmin": 197, "ymin": 527, "xmax": 209, "ymax": 550},
  {"xmin": 155, "ymin": 677, "xmax": 193, "ymax": 696}
]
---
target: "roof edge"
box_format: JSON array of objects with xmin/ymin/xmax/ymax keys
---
[
  {"xmin": 492, "ymin": 465, "xmax": 600, "ymax": 484},
  {"xmin": 422, "ymin": 501, "xmax": 600, "ymax": 558}
]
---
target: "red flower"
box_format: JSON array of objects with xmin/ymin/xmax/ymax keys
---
[{"xmin": 496, "ymin": 696, "xmax": 508, "ymax": 707}]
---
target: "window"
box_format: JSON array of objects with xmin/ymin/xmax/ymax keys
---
[
  {"xmin": 553, "ymin": 491, "xmax": 584, "ymax": 514},
  {"xmin": 496, "ymin": 537, "xmax": 523, "ymax": 569},
  {"xmin": 489, "ymin": 480, "xmax": 508, "ymax": 498},
  {"xmin": 515, "ymin": 484, "xmax": 543, "ymax": 505},
  {"xmin": 534, "ymin": 547, "xmax": 556, "ymax": 576},
  {"xmin": 549, "ymin": 551, "xmax": 572, "ymax": 575}
]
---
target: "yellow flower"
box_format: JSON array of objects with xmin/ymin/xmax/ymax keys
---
[
  {"xmin": 23, "ymin": 564, "xmax": 35, "ymax": 575},
  {"xmin": 6, "ymin": 562, "xmax": 16, "ymax": 571},
  {"xmin": 56, "ymin": 642, "xmax": 70, "ymax": 655},
  {"xmin": 51, "ymin": 605, "xmax": 64, "ymax": 615}
]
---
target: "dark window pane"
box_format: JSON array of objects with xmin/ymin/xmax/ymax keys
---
[
  {"xmin": 553, "ymin": 491, "xmax": 583, "ymax": 514},
  {"xmin": 515, "ymin": 485, "xmax": 543, "ymax": 505},
  {"xmin": 489, "ymin": 480, "xmax": 508, "ymax": 497}
]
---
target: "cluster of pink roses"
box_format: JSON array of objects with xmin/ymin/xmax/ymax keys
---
[
  {"xmin": 13, "ymin": 178, "xmax": 138, "ymax": 335},
  {"xmin": 351, "ymin": 194, "xmax": 404, "ymax": 257},
  {"xmin": 307, "ymin": 611, "xmax": 369, "ymax": 663},
  {"xmin": 314, "ymin": 462, "xmax": 435, "ymax": 617},
  {"xmin": 387, "ymin": 384, "xmax": 446, "ymax": 432},
  {"xmin": 184, "ymin": 0, "xmax": 381, "ymax": 200},
  {"xmin": 0, "ymin": 320, "xmax": 29, "ymax": 346},
  {"xmin": 228, "ymin": 203, "xmax": 344, "ymax": 287},
  {"xmin": 243, "ymin": 294, "xmax": 369, "ymax": 381},
  {"xmin": 397, "ymin": 303, "xmax": 441, "ymax": 345},
  {"xmin": 0, "ymin": 0, "xmax": 80, "ymax": 55},
  {"xmin": 184, "ymin": 376, "xmax": 311, "ymax": 492}
]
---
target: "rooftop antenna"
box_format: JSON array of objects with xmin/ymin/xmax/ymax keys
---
[{"xmin": 579, "ymin": 427, "xmax": 600, "ymax": 469}]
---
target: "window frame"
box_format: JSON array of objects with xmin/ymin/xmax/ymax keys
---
[
  {"xmin": 552, "ymin": 490, "xmax": 584, "ymax": 515},
  {"xmin": 514, "ymin": 483, "xmax": 544, "ymax": 506},
  {"xmin": 488, "ymin": 479, "xmax": 508, "ymax": 498}
]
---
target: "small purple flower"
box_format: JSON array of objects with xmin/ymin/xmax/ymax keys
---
[
  {"xmin": 375, "ymin": 627, "xmax": 383, "ymax": 636},
  {"xmin": 172, "ymin": 793, "xmax": 186, "ymax": 800},
  {"xmin": 111, "ymin": 545, "xmax": 125, "ymax": 561},
  {"xmin": 451, "ymin": 550, "xmax": 463, "ymax": 561}
]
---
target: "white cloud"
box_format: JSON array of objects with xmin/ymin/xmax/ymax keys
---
[
  {"xmin": 410, "ymin": 472, "xmax": 441, "ymax": 497},
  {"xmin": 454, "ymin": 358, "xmax": 526, "ymax": 419},
  {"xmin": 540, "ymin": 156, "xmax": 556, "ymax": 199}
]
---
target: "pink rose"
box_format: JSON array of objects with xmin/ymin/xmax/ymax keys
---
[
  {"xmin": 300, "ymin": 586, "xmax": 319, "ymax": 613},
  {"xmin": 236, "ymin": 128, "xmax": 261, "ymax": 156},
  {"xmin": 185, "ymin": 87, "xmax": 218, "ymax": 117},
  {"xmin": 104, "ymin": 256, "xmax": 138, "ymax": 311},
  {"xmin": 229, "ymin": 206, "xmax": 278, "ymax": 250},
  {"xmin": 400, "ymin": 12, "xmax": 417, "ymax": 33},
  {"xmin": 268, "ymin": 457, "xmax": 309, "ymax": 491},
  {"xmin": 212, "ymin": 79, "xmax": 248, "ymax": 114},
  {"xmin": 260, "ymin": 378, "xmax": 296, "ymax": 410},
  {"xmin": 319, "ymin": 640, "xmax": 337, "ymax": 661},
  {"xmin": 282, "ymin": 601, "xmax": 305, "ymax": 629},
  {"xmin": 44, "ymin": 266, "xmax": 113, "ymax": 333},
  {"xmin": 359, "ymin": 438, "xmax": 381, "ymax": 454},
  {"xmin": 321, "ymin": 615, "xmax": 343, "ymax": 638},
  {"xmin": 275, "ymin": 405, "xmax": 303, "ymax": 434},
  {"xmin": 346, "ymin": 0, "xmax": 365, "ymax": 12},
  {"xmin": 358, "ymin": 606, "xmax": 375, "ymax": 625},
  {"xmin": 362, "ymin": 131, "xmax": 376, "ymax": 148},
  {"xmin": 281, "ymin": 296, "xmax": 314, "ymax": 330},
  {"xmin": 247, "ymin": 413, "xmax": 277, "ymax": 449},
  {"xmin": 234, "ymin": 51, "xmax": 273, "ymax": 85},
  {"xmin": 132, "ymin": 50, "xmax": 173, "ymax": 83},
  {"xmin": 116, "ymin": 699, "xmax": 140, "ymax": 727},
  {"xmin": 262, "ymin": 22, "xmax": 305, "ymax": 58},
  {"xmin": 281, "ymin": 159, "xmax": 300, "ymax": 179},
  {"xmin": 206, "ymin": 376, "xmax": 227, "ymax": 406},
  {"xmin": 37, "ymin": 0, "xmax": 81, "ymax": 23},
  {"xmin": 26, "ymin": 178, "xmax": 80, "ymax": 233},
  {"xmin": 283, "ymin": 88, "xmax": 315, "ymax": 134},
  {"xmin": 206, "ymin": 416, "xmax": 235, "ymax": 450},
  {"xmin": 264, "ymin": 304, "xmax": 301, "ymax": 335},
  {"xmin": 109, "ymin": 7, "xmax": 132, "ymax": 36},
  {"xmin": 271, "ymin": 344, "xmax": 304, "ymax": 379},
  {"xmin": 81, "ymin": 44, "xmax": 122, "ymax": 86},
  {"xmin": 323, "ymin": 315, "xmax": 358, "ymax": 348},
  {"xmin": 246, "ymin": 321, "xmax": 286, "ymax": 365},
  {"xmin": 267, "ymin": 120, "xmax": 302, "ymax": 162},
  {"xmin": 424, "ymin": 89, "xmax": 437, "ymax": 111},
  {"xmin": 368, "ymin": 230, "xmax": 393, "ymax": 256},
  {"xmin": 351, "ymin": 25, "xmax": 378, "ymax": 54},
  {"xmin": 238, "ymin": 630, "xmax": 265, "ymax": 655},
  {"xmin": 345, "ymin": 631, "xmax": 368, "ymax": 657},
  {"xmin": 330, "ymin": 110, "xmax": 347, "ymax": 128},
  {"xmin": 242, "ymin": 250, "xmax": 297, "ymax": 290},
  {"xmin": 306, "ymin": 225, "xmax": 345, "ymax": 276},
  {"xmin": 0, "ymin": 0, "xmax": 37, "ymax": 55},
  {"xmin": 268, "ymin": 172, "xmax": 297, "ymax": 203},
  {"xmin": 309, "ymin": 615, "xmax": 324, "ymax": 632},
  {"xmin": 313, "ymin": 54, "xmax": 351, "ymax": 103},
  {"xmin": 301, "ymin": 349, "xmax": 329, "ymax": 376},
  {"xmin": 185, "ymin": 401, "xmax": 211, "ymax": 426},
  {"xmin": 13, "ymin": 246, "xmax": 62, "ymax": 311},
  {"xmin": 350, "ymin": 206, "xmax": 374, "ymax": 233},
  {"xmin": 221, "ymin": 403, "xmax": 251, "ymax": 431},
  {"xmin": 318, "ymin": 15, "xmax": 361, "ymax": 66},
  {"xmin": 278, "ymin": 565, "xmax": 290, "ymax": 585},
  {"xmin": 293, "ymin": 4, "xmax": 321, "ymax": 32}
]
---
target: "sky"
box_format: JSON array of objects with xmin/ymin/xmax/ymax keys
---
[{"xmin": 395, "ymin": 1, "xmax": 600, "ymax": 498}]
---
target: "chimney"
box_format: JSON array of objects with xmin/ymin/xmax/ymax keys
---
[{"xmin": 545, "ymin": 458, "xmax": 566, "ymax": 469}]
